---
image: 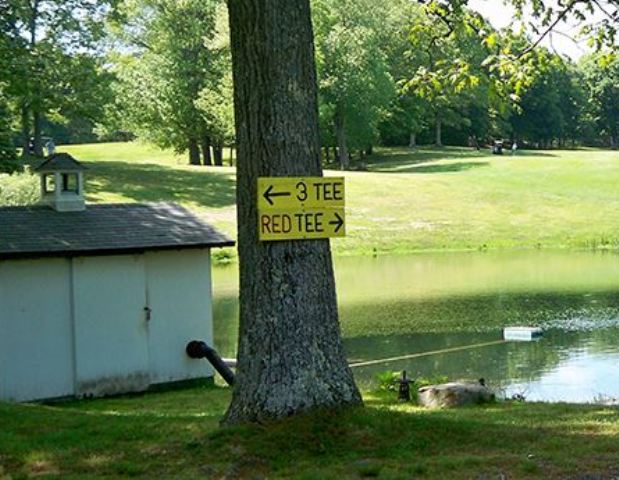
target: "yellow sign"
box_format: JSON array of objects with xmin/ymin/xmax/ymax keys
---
[{"xmin": 257, "ymin": 177, "xmax": 345, "ymax": 241}]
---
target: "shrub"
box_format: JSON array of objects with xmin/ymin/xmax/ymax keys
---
[{"xmin": 0, "ymin": 169, "xmax": 39, "ymax": 206}]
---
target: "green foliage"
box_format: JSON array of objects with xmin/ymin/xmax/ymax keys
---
[
  {"xmin": 0, "ymin": 91, "xmax": 18, "ymax": 173},
  {"xmin": 1, "ymin": 0, "xmax": 117, "ymax": 152},
  {"xmin": 0, "ymin": 169, "xmax": 39, "ymax": 206},
  {"xmin": 313, "ymin": 0, "xmax": 396, "ymax": 161},
  {"xmin": 105, "ymin": 0, "xmax": 231, "ymax": 162},
  {"xmin": 580, "ymin": 53, "xmax": 619, "ymax": 147}
]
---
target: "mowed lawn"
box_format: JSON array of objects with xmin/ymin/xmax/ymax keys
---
[
  {"xmin": 63, "ymin": 142, "xmax": 619, "ymax": 256},
  {"xmin": 1, "ymin": 386, "xmax": 618, "ymax": 479}
]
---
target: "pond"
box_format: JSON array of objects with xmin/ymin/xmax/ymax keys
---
[{"xmin": 212, "ymin": 251, "xmax": 619, "ymax": 404}]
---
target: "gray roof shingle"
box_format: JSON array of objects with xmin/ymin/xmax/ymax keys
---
[
  {"xmin": 0, "ymin": 203, "xmax": 234, "ymax": 259},
  {"xmin": 34, "ymin": 153, "xmax": 86, "ymax": 172}
]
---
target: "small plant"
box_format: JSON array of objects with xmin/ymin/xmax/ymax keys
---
[
  {"xmin": 375, "ymin": 371, "xmax": 401, "ymax": 392},
  {"xmin": 212, "ymin": 248, "xmax": 235, "ymax": 265}
]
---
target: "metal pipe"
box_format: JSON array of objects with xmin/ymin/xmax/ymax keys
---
[{"xmin": 186, "ymin": 340, "xmax": 235, "ymax": 386}]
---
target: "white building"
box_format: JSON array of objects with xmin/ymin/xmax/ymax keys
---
[{"xmin": 0, "ymin": 154, "xmax": 234, "ymax": 402}]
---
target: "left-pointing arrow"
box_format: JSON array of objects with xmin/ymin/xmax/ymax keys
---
[
  {"xmin": 263, "ymin": 185, "xmax": 291, "ymax": 206},
  {"xmin": 329, "ymin": 212, "xmax": 344, "ymax": 233}
]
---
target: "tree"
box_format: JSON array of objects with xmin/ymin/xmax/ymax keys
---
[
  {"xmin": 581, "ymin": 54, "xmax": 619, "ymax": 147},
  {"xmin": 2, "ymin": 0, "xmax": 116, "ymax": 157},
  {"xmin": 313, "ymin": 0, "xmax": 395, "ymax": 168},
  {"xmin": 224, "ymin": 0, "xmax": 362, "ymax": 424},
  {"xmin": 0, "ymin": 90, "xmax": 18, "ymax": 173},
  {"xmin": 107, "ymin": 0, "xmax": 231, "ymax": 165},
  {"xmin": 405, "ymin": 10, "xmax": 486, "ymax": 147}
]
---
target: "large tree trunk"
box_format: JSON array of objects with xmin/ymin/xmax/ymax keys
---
[
  {"xmin": 213, "ymin": 143, "xmax": 223, "ymax": 166},
  {"xmin": 225, "ymin": 0, "xmax": 361, "ymax": 425},
  {"xmin": 21, "ymin": 106, "xmax": 30, "ymax": 158},
  {"xmin": 201, "ymin": 137, "xmax": 212, "ymax": 166},
  {"xmin": 334, "ymin": 106, "xmax": 349, "ymax": 170},
  {"xmin": 188, "ymin": 139, "xmax": 201, "ymax": 165},
  {"xmin": 435, "ymin": 118, "xmax": 442, "ymax": 147},
  {"xmin": 33, "ymin": 110, "xmax": 43, "ymax": 157}
]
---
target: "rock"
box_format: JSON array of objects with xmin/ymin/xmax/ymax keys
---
[{"xmin": 418, "ymin": 382, "xmax": 495, "ymax": 408}]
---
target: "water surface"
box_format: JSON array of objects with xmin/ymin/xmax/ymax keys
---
[{"xmin": 213, "ymin": 251, "xmax": 619, "ymax": 403}]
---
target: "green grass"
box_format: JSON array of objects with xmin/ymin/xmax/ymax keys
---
[
  {"xmin": 61, "ymin": 142, "xmax": 619, "ymax": 258},
  {"xmin": 1, "ymin": 387, "xmax": 618, "ymax": 479}
]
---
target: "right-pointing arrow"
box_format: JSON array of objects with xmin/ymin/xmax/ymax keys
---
[{"xmin": 329, "ymin": 212, "xmax": 344, "ymax": 233}]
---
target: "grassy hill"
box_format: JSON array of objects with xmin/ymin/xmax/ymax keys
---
[{"xmin": 63, "ymin": 142, "xmax": 619, "ymax": 257}]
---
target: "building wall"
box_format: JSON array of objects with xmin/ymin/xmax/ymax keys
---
[
  {"xmin": 73, "ymin": 255, "xmax": 150, "ymax": 397},
  {"xmin": 0, "ymin": 258, "xmax": 74, "ymax": 402},
  {"xmin": 0, "ymin": 249, "xmax": 215, "ymax": 402},
  {"xmin": 145, "ymin": 250, "xmax": 214, "ymax": 384}
]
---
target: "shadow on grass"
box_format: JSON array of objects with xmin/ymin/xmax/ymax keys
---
[
  {"xmin": 358, "ymin": 146, "xmax": 558, "ymax": 174},
  {"xmin": 84, "ymin": 161, "xmax": 236, "ymax": 208},
  {"xmin": 370, "ymin": 160, "xmax": 490, "ymax": 174},
  {"xmin": 1, "ymin": 390, "xmax": 617, "ymax": 478},
  {"xmin": 205, "ymin": 401, "xmax": 618, "ymax": 478}
]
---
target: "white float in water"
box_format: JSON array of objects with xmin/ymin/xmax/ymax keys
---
[{"xmin": 503, "ymin": 326, "xmax": 543, "ymax": 341}]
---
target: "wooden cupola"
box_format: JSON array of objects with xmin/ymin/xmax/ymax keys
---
[{"xmin": 34, "ymin": 153, "xmax": 86, "ymax": 212}]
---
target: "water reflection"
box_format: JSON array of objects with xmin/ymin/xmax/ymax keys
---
[{"xmin": 212, "ymin": 251, "xmax": 619, "ymax": 403}]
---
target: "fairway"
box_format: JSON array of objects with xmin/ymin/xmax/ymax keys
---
[{"xmin": 64, "ymin": 142, "xmax": 619, "ymax": 257}]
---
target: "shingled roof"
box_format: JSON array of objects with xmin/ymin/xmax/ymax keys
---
[
  {"xmin": 0, "ymin": 203, "xmax": 234, "ymax": 260},
  {"xmin": 34, "ymin": 153, "xmax": 86, "ymax": 172}
]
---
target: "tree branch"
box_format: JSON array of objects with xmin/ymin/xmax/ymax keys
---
[{"xmin": 518, "ymin": 0, "xmax": 585, "ymax": 58}]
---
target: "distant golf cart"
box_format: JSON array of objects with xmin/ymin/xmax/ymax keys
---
[{"xmin": 491, "ymin": 140, "xmax": 504, "ymax": 155}]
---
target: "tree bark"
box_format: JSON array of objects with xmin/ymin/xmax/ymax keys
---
[
  {"xmin": 334, "ymin": 106, "xmax": 349, "ymax": 170},
  {"xmin": 225, "ymin": 0, "xmax": 361, "ymax": 425},
  {"xmin": 201, "ymin": 137, "xmax": 212, "ymax": 166},
  {"xmin": 33, "ymin": 110, "xmax": 43, "ymax": 157},
  {"xmin": 409, "ymin": 132, "xmax": 416, "ymax": 148},
  {"xmin": 435, "ymin": 118, "xmax": 442, "ymax": 147},
  {"xmin": 324, "ymin": 145, "xmax": 330, "ymax": 163},
  {"xmin": 213, "ymin": 143, "xmax": 223, "ymax": 166},
  {"xmin": 21, "ymin": 106, "xmax": 30, "ymax": 158},
  {"xmin": 188, "ymin": 139, "xmax": 201, "ymax": 165}
]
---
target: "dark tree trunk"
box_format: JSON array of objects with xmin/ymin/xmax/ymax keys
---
[
  {"xmin": 409, "ymin": 132, "xmax": 416, "ymax": 148},
  {"xmin": 334, "ymin": 106, "xmax": 349, "ymax": 170},
  {"xmin": 435, "ymin": 118, "xmax": 442, "ymax": 147},
  {"xmin": 188, "ymin": 139, "xmax": 200, "ymax": 165},
  {"xmin": 229, "ymin": 145, "xmax": 234, "ymax": 165},
  {"xmin": 225, "ymin": 0, "xmax": 361, "ymax": 425},
  {"xmin": 201, "ymin": 137, "xmax": 212, "ymax": 166},
  {"xmin": 365, "ymin": 145, "xmax": 373, "ymax": 155},
  {"xmin": 213, "ymin": 144, "xmax": 223, "ymax": 166},
  {"xmin": 324, "ymin": 145, "xmax": 330, "ymax": 163},
  {"xmin": 33, "ymin": 110, "xmax": 43, "ymax": 157},
  {"xmin": 21, "ymin": 106, "xmax": 30, "ymax": 158}
]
